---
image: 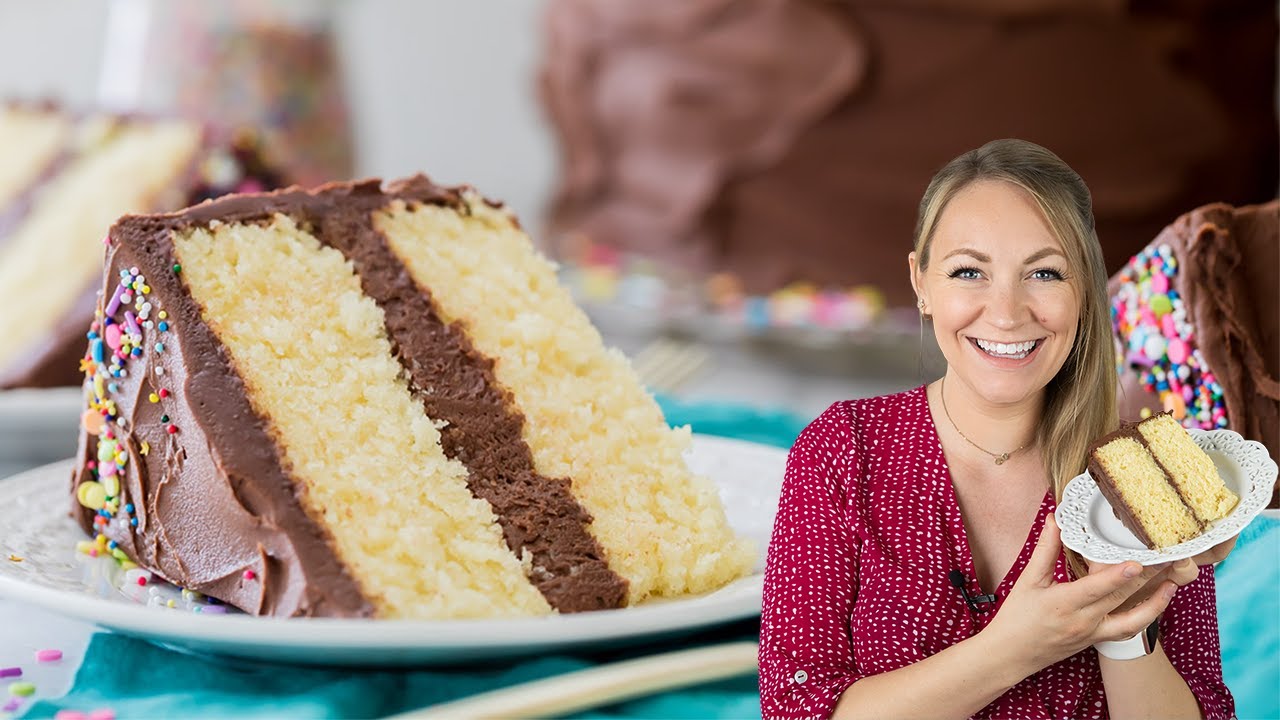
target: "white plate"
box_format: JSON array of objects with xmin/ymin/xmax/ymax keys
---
[
  {"xmin": 0, "ymin": 434, "xmax": 785, "ymax": 667},
  {"xmin": 1056, "ymin": 429, "xmax": 1277, "ymax": 565}
]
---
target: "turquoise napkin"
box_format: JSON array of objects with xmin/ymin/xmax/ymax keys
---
[
  {"xmin": 1215, "ymin": 513, "xmax": 1280, "ymax": 720},
  {"xmin": 23, "ymin": 397, "xmax": 802, "ymax": 720}
]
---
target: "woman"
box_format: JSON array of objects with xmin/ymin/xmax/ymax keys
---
[{"xmin": 759, "ymin": 139, "xmax": 1235, "ymax": 719}]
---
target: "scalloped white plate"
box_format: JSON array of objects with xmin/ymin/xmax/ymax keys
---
[
  {"xmin": 0, "ymin": 434, "xmax": 784, "ymax": 666},
  {"xmin": 1056, "ymin": 429, "xmax": 1277, "ymax": 565}
]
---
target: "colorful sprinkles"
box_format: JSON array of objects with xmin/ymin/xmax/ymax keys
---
[
  {"xmin": 76, "ymin": 265, "xmax": 179, "ymax": 567},
  {"xmin": 1111, "ymin": 243, "xmax": 1228, "ymax": 429}
]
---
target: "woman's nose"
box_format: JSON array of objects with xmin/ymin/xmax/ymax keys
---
[{"xmin": 987, "ymin": 282, "xmax": 1029, "ymax": 329}]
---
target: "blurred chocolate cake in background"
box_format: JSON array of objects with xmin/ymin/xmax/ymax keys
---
[
  {"xmin": 1110, "ymin": 200, "xmax": 1279, "ymax": 506},
  {"xmin": 1111, "ymin": 198, "xmax": 1280, "ymax": 507},
  {"xmin": 539, "ymin": 0, "xmax": 1278, "ymax": 310},
  {"xmin": 0, "ymin": 103, "xmax": 285, "ymax": 389}
]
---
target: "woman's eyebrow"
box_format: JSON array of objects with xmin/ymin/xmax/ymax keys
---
[
  {"xmin": 941, "ymin": 247, "xmax": 990, "ymax": 262},
  {"xmin": 1023, "ymin": 247, "xmax": 1065, "ymax": 264}
]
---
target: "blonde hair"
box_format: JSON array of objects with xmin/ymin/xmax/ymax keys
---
[{"xmin": 914, "ymin": 139, "xmax": 1117, "ymax": 579}]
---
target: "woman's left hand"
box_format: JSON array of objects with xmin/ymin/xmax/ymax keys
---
[
  {"xmin": 1190, "ymin": 535, "xmax": 1237, "ymax": 566},
  {"xmin": 1086, "ymin": 558, "xmax": 1199, "ymax": 614}
]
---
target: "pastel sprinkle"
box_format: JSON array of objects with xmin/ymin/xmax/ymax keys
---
[
  {"xmin": 124, "ymin": 311, "xmax": 141, "ymax": 337},
  {"xmin": 105, "ymin": 284, "xmax": 124, "ymax": 316},
  {"xmin": 104, "ymin": 323, "xmax": 123, "ymax": 351},
  {"xmin": 1149, "ymin": 294, "xmax": 1173, "ymax": 317},
  {"xmin": 8, "ymin": 681, "xmax": 34, "ymax": 696},
  {"xmin": 55, "ymin": 712, "xmax": 88, "ymax": 720},
  {"xmin": 87, "ymin": 709, "xmax": 116, "ymax": 720},
  {"xmin": 76, "ymin": 482, "xmax": 106, "ymax": 511},
  {"xmin": 158, "ymin": 310, "xmax": 168, "ymax": 319},
  {"xmin": 35, "ymin": 650, "xmax": 62, "ymax": 663},
  {"xmin": 154, "ymin": 342, "xmax": 165, "ymax": 353},
  {"xmin": 3, "ymin": 698, "xmax": 21, "ymax": 712},
  {"xmin": 81, "ymin": 411, "xmax": 105, "ymax": 436},
  {"xmin": 0, "ymin": 668, "xmax": 19, "ymax": 679},
  {"xmin": 158, "ymin": 321, "xmax": 169, "ymax": 332}
]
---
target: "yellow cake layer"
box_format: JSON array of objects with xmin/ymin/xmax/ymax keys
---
[
  {"xmin": 0, "ymin": 120, "xmax": 201, "ymax": 373},
  {"xmin": 1137, "ymin": 414, "xmax": 1238, "ymax": 524},
  {"xmin": 1095, "ymin": 437, "xmax": 1202, "ymax": 548},
  {"xmin": 173, "ymin": 215, "xmax": 551, "ymax": 619},
  {"xmin": 0, "ymin": 106, "xmax": 71, "ymax": 208},
  {"xmin": 376, "ymin": 198, "xmax": 755, "ymax": 605}
]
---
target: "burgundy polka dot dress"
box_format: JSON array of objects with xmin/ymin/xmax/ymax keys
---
[{"xmin": 759, "ymin": 386, "xmax": 1234, "ymax": 719}]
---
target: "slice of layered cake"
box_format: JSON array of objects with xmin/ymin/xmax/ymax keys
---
[
  {"xmin": 0, "ymin": 102, "xmax": 283, "ymax": 388},
  {"xmin": 1088, "ymin": 412, "xmax": 1239, "ymax": 549},
  {"xmin": 71, "ymin": 176, "xmax": 755, "ymax": 618}
]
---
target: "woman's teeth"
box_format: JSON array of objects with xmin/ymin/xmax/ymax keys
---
[{"xmin": 975, "ymin": 339, "xmax": 1037, "ymax": 359}]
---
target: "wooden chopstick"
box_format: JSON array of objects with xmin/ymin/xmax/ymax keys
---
[{"xmin": 391, "ymin": 641, "xmax": 759, "ymax": 719}]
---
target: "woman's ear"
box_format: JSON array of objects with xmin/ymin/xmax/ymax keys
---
[{"xmin": 908, "ymin": 252, "xmax": 926, "ymax": 311}]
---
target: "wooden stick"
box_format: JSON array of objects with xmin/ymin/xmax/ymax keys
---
[{"xmin": 391, "ymin": 641, "xmax": 759, "ymax": 719}]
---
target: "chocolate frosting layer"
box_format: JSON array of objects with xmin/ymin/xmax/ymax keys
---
[
  {"xmin": 74, "ymin": 175, "xmax": 628, "ymax": 615},
  {"xmin": 1112, "ymin": 200, "xmax": 1280, "ymax": 506},
  {"xmin": 541, "ymin": 0, "xmax": 1277, "ymax": 305}
]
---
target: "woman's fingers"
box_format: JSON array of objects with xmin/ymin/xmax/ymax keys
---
[
  {"xmin": 1094, "ymin": 579, "xmax": 1176, "ymax": 642},
  {"xmin": 1069, "ymin": 561, "xmax": 1163, "ymax": 609},
  {"xmin": 1020, "ymin": 515, "xmax": 1063, "ymax": 588},
  {"xmin": 1191, "ymin": 535, "xmax": 1237, "ymax": 566},
  {"xmin": 1167, "ymin": 558, "xmax": 1199, "ymax": 587}
]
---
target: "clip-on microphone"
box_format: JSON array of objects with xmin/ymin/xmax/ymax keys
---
[{"xmin": 949, "ymin": 570, "xmax": 998, "ymax": 613}]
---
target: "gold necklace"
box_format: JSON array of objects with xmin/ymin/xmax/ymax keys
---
[{"xmin": 939, "ymin": 376, "xmax": 1028, "ymax": 465}]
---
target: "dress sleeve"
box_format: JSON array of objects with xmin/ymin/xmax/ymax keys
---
[
  {"xmin": 759, "ymin": 402, "xmax": 864, "ymax": 719},
  {"xmin": 1159, "ymin": 565, "xmax": 1235, "ymax": 720}
]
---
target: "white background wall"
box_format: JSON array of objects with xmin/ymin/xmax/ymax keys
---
[{"xmin": 0, "ymin": 0, "xmax": 558, "ymax": 237}]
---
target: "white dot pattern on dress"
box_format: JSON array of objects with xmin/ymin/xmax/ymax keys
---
[{"xmin": 758, "ymin": 386, "xmax": 1235, "ymax": 719}]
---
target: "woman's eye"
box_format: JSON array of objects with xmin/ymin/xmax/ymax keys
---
[
  {"xmin": 1031, "ymin": 268, "xmax": 1066, "ymax": 281},
  {"xmin": 947, "ymin": 266, "xmax": 982, "ymax": 280}
]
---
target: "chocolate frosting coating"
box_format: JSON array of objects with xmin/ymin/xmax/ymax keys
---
[
  {"xmin": 541, "ymin": 0, "xmax": 1277, "ymax": 305},
  {"xmin": 1112, "ymin": 200, "xmax": 1280, "ymax": 506},
  {"xmin": 73, "ymin": 176, "xmax": 628, "ymax": 616}
]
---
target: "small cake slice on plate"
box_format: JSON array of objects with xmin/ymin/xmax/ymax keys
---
[{"xmin": 1088, "ymin": 412, "xmax": 1239, "ymax": 549}]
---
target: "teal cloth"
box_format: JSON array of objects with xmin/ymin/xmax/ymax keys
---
[
  {"xmin": 1214, "ymin": 514, "xmax": 1280, "ymax": 720},
  {"xmin": 23, "ymin": 399, "xmax": 1280, "ymax": 719}
]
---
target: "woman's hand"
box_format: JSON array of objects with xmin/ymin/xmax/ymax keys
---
[
  {"xmin": 1191, "ymin": 535, "xmax": 1237, "ymax": 566},
  {"xmin": 984, "ymin": 516, "xmax": 1177, "ymax": 674},
  {"xmin": 1087, "ymin": 557, "xmax": 1199, "ymax": 614}
]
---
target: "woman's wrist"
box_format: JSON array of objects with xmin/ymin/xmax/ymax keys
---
[{"xmin": 973, "ymin": 623, "xmax": 1041, "ymax": 689}]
